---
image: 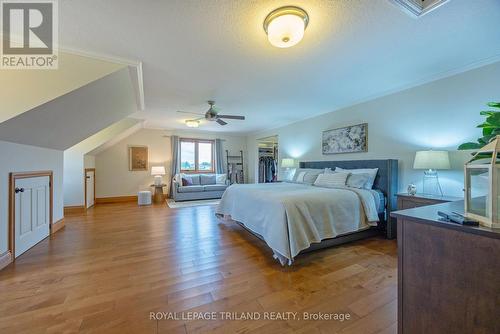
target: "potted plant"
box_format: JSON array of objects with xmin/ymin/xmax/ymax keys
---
[{"xmin": 458, "ymin": 102, "xmax": 500, "ymax": 151}]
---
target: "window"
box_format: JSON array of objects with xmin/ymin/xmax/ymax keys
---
[{"xmin": 180, "ymin": 139, "xmax": 214, "ymax": 173}]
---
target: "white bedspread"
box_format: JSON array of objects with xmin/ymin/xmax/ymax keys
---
[{"xmin": 216, "ymin": 182, "xmax": 381, "ymax": 265}]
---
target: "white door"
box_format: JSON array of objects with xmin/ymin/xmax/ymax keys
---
[
  {"xmin": 14, "ymin": 176, "xmax": 50, "ymax": 258},
  {"xmin": 86, "ymin": 171, "xmax": 95, "ymax": 208}
]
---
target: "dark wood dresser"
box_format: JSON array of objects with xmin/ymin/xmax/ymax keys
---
[
  {"xmin": 397, "ymin": 193, "xmax": 462, "ymax": 210},
  {"xmin": 391, "ymin": 201, "xmax": 500, "ymax": 334}
]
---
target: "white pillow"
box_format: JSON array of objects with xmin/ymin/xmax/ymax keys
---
[
  {"xmin": 295, "ymin": 171, "xmax": 307, "ymax": 183},
  {"xmin": 313, "ymin": 172, "xmax": 350, "ymax": 188},
  {"xmin": 284, "ymin": 168, "xmax": 296, "ymax": 181},
  {"xmin": 216, "ymin": 174, "xmax": 227, "ymax": 185},
  {"xmin": 346, "ymin": 173, "xmax": 371, "ymax": 189},
  {"xmin": 335, "ymin": 167, "xmax": 378, "ymax": 189}
]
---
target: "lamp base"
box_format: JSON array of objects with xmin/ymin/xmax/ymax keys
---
[
  {"xmin": 154, "ymin": 175, "xmax": 163, "ymax": 186},
  {"xmin": 422, "ymin": 169, "xmax": 443, "ymax": 197}
]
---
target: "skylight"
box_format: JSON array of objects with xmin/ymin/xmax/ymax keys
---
[{"xmin": 389, "ymin": 0, "xmax": 450, "ymax": 17}]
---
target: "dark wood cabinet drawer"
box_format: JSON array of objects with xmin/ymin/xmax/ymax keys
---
[
  {"xmin": 396, "ymin": 194, "xmax": 462, "ymax": 211},
  {"xmin": 398, "ymin": 197, "xmax": 442, "ymax": 209}
]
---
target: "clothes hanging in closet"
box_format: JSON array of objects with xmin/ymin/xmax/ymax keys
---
[{"xmin": 259, "ymin": 156, "xmax": 277, "ymax": 183}]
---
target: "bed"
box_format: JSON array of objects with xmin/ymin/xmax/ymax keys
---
[{"xmin": 216, "ymin": 159, "xmax": 398, "ymax": 265}]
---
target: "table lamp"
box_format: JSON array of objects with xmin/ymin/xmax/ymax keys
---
[
  {"xmin": 281, "ymin": 158, "xmax": 295, "ymax": 181},
  {"xmin": 413, "ymin": 150, "xmax": 450, "ymax": 197},
  {"xmin": 281, "ymin": 158, "xmax": 295, "ymax": 168},
  {"xmin": 151, "ymin": 166, "xmax": 166, "ymax": 186}
]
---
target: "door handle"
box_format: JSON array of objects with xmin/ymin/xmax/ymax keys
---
[
  {"xmin": 86, "ymin": 176, "xmax": 91, "ymax": 179},
  {"xmin": 15, "ymin": 187, "xmax": 24, "ymax": 193}
]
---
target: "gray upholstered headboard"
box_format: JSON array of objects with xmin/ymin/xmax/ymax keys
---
[{"xmin": 300, "ymin": 159, "xmax": 398, "ymax": 238}]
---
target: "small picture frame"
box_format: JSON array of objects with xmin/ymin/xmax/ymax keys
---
[{"xmin": 129, "ymin": 146, "xmax": 148, "ymax": 171}]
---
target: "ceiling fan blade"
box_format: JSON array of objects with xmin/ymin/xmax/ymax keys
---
[
  {"xmin": 177, "ymin": 111, "xmax": 205, "ymax": 116},
  {"xmin": 216, "ymin": 119, "xmax": 228, "ymax": 126},
  {"xmin": 217, "ymin": 115, "xmax": 245, "ymax": 120}
]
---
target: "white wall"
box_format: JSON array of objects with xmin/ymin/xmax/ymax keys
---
[
  {"xmin": 0, "ymin": 141, "xmax": 64, "ymax": 254},
  {"xmin": 63, "ymin": 118, "xmax": 141, "ymax": 207},
  {"xmin": 247, "ymin": 62, "xmax": 500, "ymax": 197},
  {"xmin": 84, "ymin": 155, "xmax": 95, "ymax": 169},
  {"xmin": 63, "ymin": 150, "xmax": 85, "ymax": 207},
  {"xmin": 94, "ymin": 128, "xmax": 247, "ymax": 198}
]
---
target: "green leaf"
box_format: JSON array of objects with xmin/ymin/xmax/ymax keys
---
[
  {"xmin": 480, "ymin": 111, "xmax": 496, "ymax": 116},
  {"xmin": 458, "ymin": 142, "xmax": 483, "ymax": 150},
  {"xmin": 479, "ymin": 134, "xmax": 495, "ymax": 145},
  {"xmin": 483, "ymin": 127, "xmax": 493, "ymax": 136},
  {"xmin": 459, "ymin": 102, "xmax": 500, "ymax": 150},
  {"xmin": 486, "ymin": 112, "xmax": 500, "ymax": 126},
  {"xmin": 477, "ymin": 122, "xmax": 496, "ymax": 128}
]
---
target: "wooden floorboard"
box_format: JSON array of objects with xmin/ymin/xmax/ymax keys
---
[{"xmin": 0, "ymin": 202, "xmax": 397, "ymax": 333}]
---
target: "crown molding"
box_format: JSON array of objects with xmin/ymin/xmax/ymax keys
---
[{"xmin": 59, "ymin": 47, "xmax": 140, "ymax": 67}]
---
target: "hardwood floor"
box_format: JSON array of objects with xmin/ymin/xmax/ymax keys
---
[{"xmin": 0, "ymin": 202, "xmax": 397, "ymax": 334}]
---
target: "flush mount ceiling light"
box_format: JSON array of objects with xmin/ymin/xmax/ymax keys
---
[
  {"xmin": 185, "ymin": 120, "xmax": 200, "ymax": 128},
  {"xmin": 263, "ymin": 6, "xmax": 309, "ymax": 48}
]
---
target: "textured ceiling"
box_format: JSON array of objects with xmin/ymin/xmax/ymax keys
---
[{"xmin": 59, "ymin": 0, "xmax": 500, "ymax": 133}]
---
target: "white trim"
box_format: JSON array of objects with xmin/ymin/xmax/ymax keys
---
[
  {"xmin": 389, "ymin": 0, "xmax": 450, "ymax": 18},
  {"xmin": 136, "ymin": 62, "xmax": 146, "ymax": 111},
  {"xmin": 59, "ymin": 47, "xmax": 140, "ymax": 67},
  {"xmin": 60, "ymin": 48, "xmax": 145, "ymax": 111}
]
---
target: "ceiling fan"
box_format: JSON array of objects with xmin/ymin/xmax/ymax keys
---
[{"xmin": 177, "ymin": 101, "xmax": 245, "ymax": 126}]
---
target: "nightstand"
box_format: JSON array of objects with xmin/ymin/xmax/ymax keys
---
[
  {"xmin": 150, "ymin": 184, "xmax": 167, "ymax": 204},
  {"xmin": 397, "ymin": 193, "xmax": 462, "ymax": 210}
]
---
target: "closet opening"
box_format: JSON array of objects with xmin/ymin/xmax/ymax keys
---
[{"xmin": 257, "ymin": 135, "xmax": 279, "ymax": 183}]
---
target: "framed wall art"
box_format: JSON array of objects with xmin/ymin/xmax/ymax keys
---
[
  {"xmin": 129, "ymin": 146, "xmax": 149, "ymax": 171},
  {"xmin": 322, "ymin": 123, "xmax": 368, "ymax": 154}
]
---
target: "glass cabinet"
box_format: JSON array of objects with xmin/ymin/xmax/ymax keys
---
[{"xmin": 464, "ymin": 136, "xmax": 500, "ymax": 228}]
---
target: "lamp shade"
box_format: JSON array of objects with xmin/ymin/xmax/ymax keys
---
[
  {"xmin": 151, "ymin": 166, "xmax": 166, "ymax": 175},
  {"xmin": 281, "ymin": 158, "xmax": 295, "ymax": 168},
  {"xmin": 413, "ymin": 151, "xmax": 450, "ymax": 170}
]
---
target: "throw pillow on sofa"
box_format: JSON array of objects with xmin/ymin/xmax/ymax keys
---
[
  {"xmin": 216, "ymin": 174, "xmax": 227, "ymax": 185},
  {"xmin": 200, "ymin": 174, "xmax": 216, "ymax": 185},
  {"xmin": 182, "ymin": 177, "xmax": 193, "ymax": 186}
]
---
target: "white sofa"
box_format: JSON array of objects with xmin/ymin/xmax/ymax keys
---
[{"xmin": 172, "ymin": 173, "xmax": 228, "ymax": 201}]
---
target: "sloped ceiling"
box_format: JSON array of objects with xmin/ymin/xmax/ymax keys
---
[
  {"xmin": 59, "ymin": 0, "xmax": 500, "ymax": 133},
  {"xmin": 86, "ymin": 121, "xmax": 144, "ymax": 156},
  {"xmin": 0, "ymin": 51, "xmax": 125, "ymax": 124},
  {"xmin": 0, "ymin": 68, "xmax": 137, "ymax": 150},
  {"xmin": 66, "ymin": 117, "xmax": 143, "ymax": 155}
]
